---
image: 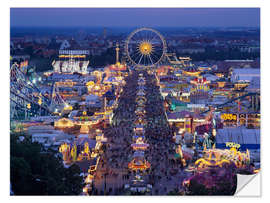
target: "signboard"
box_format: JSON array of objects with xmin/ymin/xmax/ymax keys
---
[
  {"xmin": 221, "ymin": 113, "xmax": 237, "ymax": 121},
  {"xmin": 59, "ymin": 50, "xmax": 89, "ymax": 55},
  {"xmin": 59, "ymin": 55, "xmax": 86, "ymax": 58},
  {"xmin": 187, "ymin": 104, "xmax": 205, "ymax": 108},
  {"xmin": 226, "ymin": 142, "xmax": 241, "ymax": 149}
]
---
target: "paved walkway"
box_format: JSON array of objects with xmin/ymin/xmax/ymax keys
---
[{"xmin": 92, "ymin": 70, "xmax": 191, "ymax": 195}]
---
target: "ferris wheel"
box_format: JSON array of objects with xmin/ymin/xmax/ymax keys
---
[{"xmin": 125, "ymin": 27, "xmax": 167, "ymax": 68}]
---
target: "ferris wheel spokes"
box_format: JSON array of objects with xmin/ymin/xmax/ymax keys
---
[
  {"xmin": 137, "ymin": 54, "xmax": 144, "ymax": 65},
  {"xmin": 125, "ymin": 27, "xmax": 167, "ymax": 68},
  {"xmin": 148, "ymin": 54, "xmax": 154, "ymax": 65}
]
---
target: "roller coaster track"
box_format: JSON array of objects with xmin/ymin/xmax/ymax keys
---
[
  {"xmin": 165, "ymin": 53, "xmax": 182, "ymax": 65},
  {"xmin": 10, "ymin": 63, "xmax": 52, "ymax": 120},
  {"xmin": 201, "ymin": 92, "xmax": 260, "ymax": 114},
  {"xmin": 10, "ymin": 89, "xmax": 50, "ymax": 111},
  {"xmin": 49, "ymin": 82, "xmax": 68, "ymax": 110}
]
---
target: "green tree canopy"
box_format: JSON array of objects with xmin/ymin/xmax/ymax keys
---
[{"xmin": 10, "ymin": 133, "xmax": 84, "ymax": 195}]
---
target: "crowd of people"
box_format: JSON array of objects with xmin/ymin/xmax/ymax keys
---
[{"xmin": 91, "ymin": 70, "xmax": 189, "ymax": 195}]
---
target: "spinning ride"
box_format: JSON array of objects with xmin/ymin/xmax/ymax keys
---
[{"xmin": 195, "ymin": 148, "xmax": 250, "ymax": 171}]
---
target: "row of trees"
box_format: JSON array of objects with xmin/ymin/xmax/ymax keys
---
[
  {"xmin": 10, "ymin": 133, "xmax": 84, "ymax": 195},
  {"xmin": 176, "ymin": 48, "xmax": 260, "ymax": 62}
]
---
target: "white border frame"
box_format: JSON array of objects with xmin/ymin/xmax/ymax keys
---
[{"xmin": 2, "ymin": 0, "xmax": 270, "ymax": 202}]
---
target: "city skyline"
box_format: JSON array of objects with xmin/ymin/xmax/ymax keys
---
[{"xmin": 10, "ymin": 8, "xmax": 260, "ymax": 28}]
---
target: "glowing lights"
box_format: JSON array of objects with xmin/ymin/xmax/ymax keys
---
[
  {"xmin": 59, "ymin": 142, "xmax": 71, "ymax": 162},
  {"xmin": 139, "ymin": 41, "xmax": 153, "ymax": 55},
  {"xmin": 38, "ymin": 98, "xmax": 42, "ymax": 105},
  {"xmin": 125, "ymin": 27, "xmax": 167, "ymax": 68},
  {"xmin": 128, "ymin": 158, "xmax": 151, "ymax": 171},
  {"xmin": 195, "ymin": 157, "xmax": 230, "ymax": 169},
  {"xmin": 94, "ymin": 85, "xmax": 100, "ymax": 91},
  {"xmin": 80, "ymin": 124, "xmax": 90, "ymax": 134},
  {"xmin": 86, "ymin": 81, "xmax": 95, "ymax": 87},
  {"xmin": 64, "ymin": 104, "xmax": 73, "ymax": 111},
  {"xmin": 54, "ymin": 118, "xmax": 74, "ymax": 128},
  {"xmin": 195, "ymin": 148, "xmax": 251, "ymax": 171},
  {"xmin": 225, "ymin": 142, "xmax": 241, "ymax": 149},
  {"xmin": 131, "ymin": 137, "xmax": 149, "ymax": 150},
  {"xmin": 85, "ymin": 174, "xmax": 94, "ymax": 184},
  {"xmin": 59, "ymin": 54, "xmax": 86, "ymax": 58},
  {"xmin": 83, "ymin": 187, "xmax": 88, "ymax": 193},
  {"xmin": 182, "ymin": 70, "xmax": 201, "ymax": 77},
  {"xmin": 221, "ymin": 114, "xmax": 237, "ymax": 121}
]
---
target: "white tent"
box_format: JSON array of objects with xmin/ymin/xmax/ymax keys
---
[
  {"xmin": 85, "ymin": 94, "xmax": 99, "ymax": 102},
  {"xmin": 217, "ymin": 127, "xmax": 260, "ymax": 145}
]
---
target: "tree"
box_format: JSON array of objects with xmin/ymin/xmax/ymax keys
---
[{"xmin": 10, "ymin": 133, "xmax": 84, "ymax": 195}]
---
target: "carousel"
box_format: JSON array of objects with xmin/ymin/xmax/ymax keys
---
[
  {"xmin": 131, "ymin": 137, "xmax": 149, "ymax": 151},
  {"xmin": 128, "ymin": 156, "xmax": 151, "ymax": 171},
  {"xmin": 73, "ymin": 110, "xmax": 105, "ymax": 131},
  {"xmin": 54, "ymin": 118, "xmax": 74, "ymax": 128},
  {"xmin": 86, "ymin": 81, "xmax": 109, "ymax": 97}
]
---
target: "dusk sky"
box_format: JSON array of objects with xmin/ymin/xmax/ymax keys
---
[{"xmin": 10, "ymin": 8, "xmax": 260, "ymax": 27}]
